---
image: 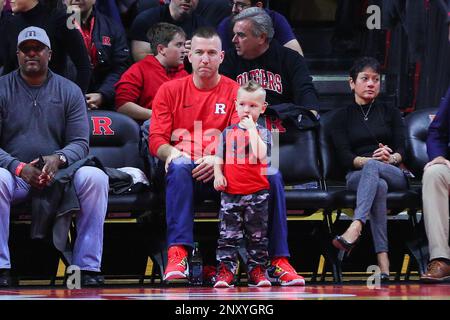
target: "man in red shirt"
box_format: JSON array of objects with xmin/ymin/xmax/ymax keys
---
[{"xmin": 150, "ymin": 27, "xmax": 305, "ymax": 286}]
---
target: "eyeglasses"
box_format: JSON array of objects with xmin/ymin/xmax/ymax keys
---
[
  {"xmin": 229, "ymin": 1, "xmax": 251, "ymax": 10},
  {"xmin": 19, "ymin": 44, "xmax": 46, "ymax": 54}
]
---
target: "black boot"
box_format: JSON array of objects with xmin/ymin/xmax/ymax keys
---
[{"xmin": 81, "ymin": 271, "xmax": 105, "ymax": 287}]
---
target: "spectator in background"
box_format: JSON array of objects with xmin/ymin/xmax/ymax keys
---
[
  {"xmin": 0, "ymin": 0, "xmax": 8, "ymax": 12},
  {"xmin": 330, "ymin": 57, "xmax": 408, "ymax": 282},
  {"xmin": 0, "ymin": 0, "xmax": 11, "ymax": 12},
  {"xmin": 135, "ymin": 0, "xmax": 161, "ymax": 14},
  {"xmin": 217, "ymin": 0, "xmax": 303, "ymax": 55},
  {"xmin": 115, "ymin": 22, "xmax": 187, "ymax": 122},
  {"xmin": 195, "ymin": 0, "xmax": 231, "ymax": 27},
  {"xmin": 220, "ymin": 8, "xmax": 318, "ymax": 115},
  {"xmin": 447, "ymin": 0, "xmax": 450, "ymax": 42},
  {"xmin": 95, "ymin": 0, "xmax": 123, "ymax": 26},
  {"xmin": 0, "ymin": 0, "xmax": 12, "ymax": 73},
  {"xmin": 65, "ymin": 0, "xmax": 130, "ymax": 110},
  {"xmin": 420, "ymin": 86, "xmax": 450, "ymax": 283},
  {"xmin": 0, "ymin": 27, "xmax": 108, "ymax": 287},
  {"xmin": 134, "ymin": 0, "xmax": 230, "ymax": 29},
  {"xmin": 130, "ymin": 0, "xmax": 210, "ymax": 62},
  {"xmin": 0, "ymin": 0, "xmax": 92, "ymax": 93}
]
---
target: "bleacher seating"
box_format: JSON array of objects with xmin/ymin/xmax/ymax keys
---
[
  {"xmin": 403, "ymin": 108, "xmax": 438, "ymax": 274},
  {"xmin": 404, "ymin": 108, "xmax": 437, "ymax": 179},
  {"xmin": 8, "ymin": 107, "xmax": 440, "ymax": 283},
  {"xmin": 87, "ymin": 110, "xmax": 156, "ymax": 214}
]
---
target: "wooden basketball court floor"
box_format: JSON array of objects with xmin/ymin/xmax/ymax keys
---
[{"xmin": 0, "ymin": 283, "xmax": 449, "ymax": 300}]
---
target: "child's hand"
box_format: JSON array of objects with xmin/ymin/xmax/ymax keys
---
[
  {"xmin": 239, "ymin": 115, "xmax": 256, "ymax": 131},
  {"xmin": 214, "ymin": 175, "xmax": 227, "ymax": 191}
]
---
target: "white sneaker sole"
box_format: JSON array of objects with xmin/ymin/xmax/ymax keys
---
[
  {"xmin": 248, "ymin": 280, "xmax": 271, "ymax": 287},
  {"xmin": 280, "ymin": 278, "xmax": 306, "ymax": 286},
  {"xmin": 164, "ymin": 270, "xmax": 188, "ymax": 281},
  {"xmin": 214, "ymin": 281, "xmax": 234, "ymax": 288},
  {"xmin": 420, "ymin": 275, "xmax": 450, "ymax": 283}
]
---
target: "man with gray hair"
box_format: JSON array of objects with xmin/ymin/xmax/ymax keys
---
[
  {"xmin": 217, "ymin": 0, "xmax": 303, "ymax": 55},
  {"xmin": 220, "ymin": 7, "xmax": 319, "ymax": 115}
]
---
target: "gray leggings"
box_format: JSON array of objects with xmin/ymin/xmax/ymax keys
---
[{"xmin": 346, "ymin": 159, "xmax": 408, "ymax": 253}]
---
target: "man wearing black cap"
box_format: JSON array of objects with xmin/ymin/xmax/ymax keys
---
[{"xmin": 0, "ymin": 26, "xmax": 109, "ymax": 287}]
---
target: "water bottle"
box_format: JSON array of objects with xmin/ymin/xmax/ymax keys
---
[{"xmin": 189, "ymin": 242, "xmax": 203, "ymax": 285}]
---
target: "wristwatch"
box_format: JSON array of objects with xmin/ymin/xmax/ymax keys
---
[{"xmin": 56, "ymin": 153, "xmax": 67, "ymax": 167}]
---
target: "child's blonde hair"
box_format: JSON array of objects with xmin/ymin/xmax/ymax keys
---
[{"xmin": 238, "ymin": 80, "xmax": 267, "ymax": 100}]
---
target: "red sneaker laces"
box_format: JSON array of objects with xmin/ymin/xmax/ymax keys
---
[
  {"xmin": 274, "ymin": 258, "xmax": 296, "ymax": 273},
  {"xmin": 252, "ymin": 266, "xmax": 265, "ymax": 278},
  {"xmin": 216, "ymin": 264, "xmax": 231, "ymax": 280},
  {"xmin": 168, "ymin": 248, "xmax": 184, "ymax": 264}
]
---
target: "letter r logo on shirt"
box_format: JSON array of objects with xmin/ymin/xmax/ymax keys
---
[{"xmin": 215, "ymin": 103, "xmax": 226, "ymax": 114}]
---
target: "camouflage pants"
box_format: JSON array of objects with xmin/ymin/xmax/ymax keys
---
[{"xmin": 216, "ymin": 190, "xmax": 269, "ymax": 274}]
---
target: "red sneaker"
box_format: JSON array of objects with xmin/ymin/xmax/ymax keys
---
[
  {"xmin": 214, "ymin": 264, "xmax": 235, "ymax": 288},
  {"xmin": 248, "ymin": 265, "xmax": 271, "ymax": 287},
  {"xmin": 202, "ymin": 265, "xmax": 217, "ymax": 286},
  {"xmin": 266, "ymin": 257, "xmax": 305, "ymax": 286},
  {"xmin": 164, "ymin": 245, "xmax": 189, "ymax": 281}
]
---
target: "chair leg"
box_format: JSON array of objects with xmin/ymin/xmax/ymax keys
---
[
  {"xmin": 150, "ymin": 250, "xmax": 166, "ymax": 283},
  {"xmin": 405, "ymin": 211, "xmax": 429, "ymax": 276},
  {"xmin": 320, "ymin": 210, "xmax": 343, "ymax": 283}
]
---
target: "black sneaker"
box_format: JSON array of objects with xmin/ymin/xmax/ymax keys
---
[
  {"xmin": 0, "ymin": 269, "xmax": 12, "ymax": 287},
  {"xmin": 380, "ymin": 273, "xmax": 390, "ymax": 283},
  {"xmin": 81, "ymin": 271, "xmax": 104, "ymax": 287}
]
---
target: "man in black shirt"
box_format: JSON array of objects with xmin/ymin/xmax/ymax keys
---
[
  {"xmin": 130, "ymin": 0, "xmax": 210, "ymax": 61},
  {"xmin": 195, "ymin": 0, "xmax": 231, "ymax": 27},
  {"xmin": 220, "ymin": 7, "xmax": 319, "ymax": 115}
]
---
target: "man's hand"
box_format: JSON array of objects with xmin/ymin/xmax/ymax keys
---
[
  {"xmin": 372, "ymin": 143, "xmax": 392, "ymax": 163},
  {"xmin": 20, "ymin": 160, "xmax": 45, "ymax": 189},
  {"xmin": 214, "ymin": 174, "xmax": 227, "ymax": 191},
  {"xmin": 86, "ymin": 93, "xmax": 104, "ymax": 110},
  {"xmin": 192, "ymin": 155, "xmax": 215, "ymax": 183},
  {"xmin": 239, "ymin": 115, "xmax": 256, "ymax": 131},
  {"xmin": 165, "ymin": 148, "xmax": 190, "ymax": 173},
  {"xmin": 424, "ymin": 156, "xmax": 450, "ymax": 171},
  {"xmin": 40, "ymin": 154, "xmax": 63, "ymax": 184}
]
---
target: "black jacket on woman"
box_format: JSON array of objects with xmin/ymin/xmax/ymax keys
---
[{"xmin": 0, "ymin": 1, "xmax": 91, "ymax": 93}]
